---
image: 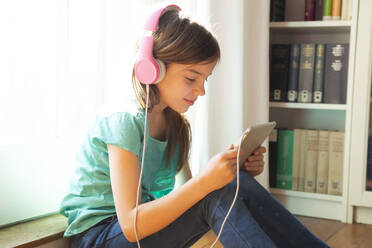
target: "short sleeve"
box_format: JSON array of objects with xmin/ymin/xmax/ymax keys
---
[{"xmin": 91, "ymin": 112, "xmax": 143, "ymax": 156}]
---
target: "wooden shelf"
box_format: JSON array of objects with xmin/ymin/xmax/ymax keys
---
[{"xmin": 269, "ymin": 102, "xmax": 348, "ymax": 110}]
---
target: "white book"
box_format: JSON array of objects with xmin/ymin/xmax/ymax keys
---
[
  {"xmin": 298, "ymin": 130, "xmax": 307, "ymax": 191},
  {"xmin": 316, "ymin": 130, "xmax": 329, "ymax": 194},
  {"xmin": 341, "ymin": 0, "xmax": 350, "ymax": 20},
  {"xmin": 304, "ymin": 130, "xmax": 319, "ymax": 193},
  {"xmin": 342, "ymin": 0, "xmax": 353, "ymax": 20},
  {"xmin": 327, "ymin": 131, "xmax": 345, "ymax": 195},
  {"xmin": 292, "ymin": 129, "xmax": 303, "ymax": 191}
]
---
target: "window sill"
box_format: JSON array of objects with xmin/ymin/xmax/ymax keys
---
[{"xmin": 0, "ymin": 214, "xmax": 68, "ymax": 248}]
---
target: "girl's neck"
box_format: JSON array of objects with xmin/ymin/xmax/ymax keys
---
[{"xmin": 147, "ymin": 108, "xmax": 167, "ymax": 141}]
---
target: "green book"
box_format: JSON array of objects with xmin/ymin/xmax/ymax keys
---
[
  {"xmin": 323, "ymin": 0, "xmax": 333, "ymax": 20},
  {"xmin": 276, "ymin": 129, "xmax": 294, "ymax": 189}
]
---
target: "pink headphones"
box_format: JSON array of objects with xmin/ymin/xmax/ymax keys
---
[{"xmin": 134, "ymin": 4, "xmax": 181, "ymax": 85}]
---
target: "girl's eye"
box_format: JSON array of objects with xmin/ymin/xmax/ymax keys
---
[{"xmin": 186, "ymin": 77, "xmax": 196, "ymax": 83}]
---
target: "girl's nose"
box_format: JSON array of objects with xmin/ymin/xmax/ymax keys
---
[{"xmin": 192, "ymin": 83, "xmax": 205, "ymax": 96}]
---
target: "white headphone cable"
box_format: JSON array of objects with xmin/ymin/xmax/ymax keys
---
[
  {"xmin": 134, "ymin": 84, "xmax": 243, "ymax": 248},
  {"xmin": 209, "ymin": 134, "xmax": 244, "ymax": 248},
  {"xmin": 134, "ymin": 84, "xmax": 150, "ymax": 248}
]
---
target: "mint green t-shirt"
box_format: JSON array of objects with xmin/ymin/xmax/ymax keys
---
[{"xmin": 60, "ymin": 103, "xmax": 180, "ymax": 237}]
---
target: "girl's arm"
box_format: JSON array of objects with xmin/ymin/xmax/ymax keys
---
[{"xmin": 108, "ymin": 144, "xmax": 239, "ymax": 242}]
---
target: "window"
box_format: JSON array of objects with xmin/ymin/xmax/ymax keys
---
[{"xmin": 0, "ymin": 0, "xmax": 199, "ymax": 227}]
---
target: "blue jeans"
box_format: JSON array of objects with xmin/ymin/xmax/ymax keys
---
[{"xmin": 71, "ymin": 171, "xmax": 329, "ymax": 248}]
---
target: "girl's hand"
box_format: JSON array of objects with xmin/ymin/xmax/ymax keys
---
[
  {"xmin": 242, "ymin": 146, "xmax": 266, "ymax": 177},
  {"xmin": 197, "ymin": 144, "xmax": 243, "ymax": 193}
]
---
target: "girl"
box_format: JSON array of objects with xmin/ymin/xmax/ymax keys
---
[{"xmin": 60, "ymin": 5, "xmax": 329, "ymax": 248}]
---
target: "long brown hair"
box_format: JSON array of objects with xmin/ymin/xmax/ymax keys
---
[{"xmin": 132, "ymin": 8, "xmax": 220, "ymax": 172}]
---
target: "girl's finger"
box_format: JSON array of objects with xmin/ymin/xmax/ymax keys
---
[
  {"xmin": 227, "ymin": 160, "xmax": 238, "ymax": 174},
  {"xmin": 245, "ymin": 161, "xmax": 264, "ymax": 167},
  {"xmin": 223, "ymin": 148, "xmax": 245, "ymax": 160},
  {"xmin": 247, "ymin": 155, "xmax": 264, "ymax": 162},
  {"xmin": 253, "ymin": 146, "xmax": 266, "ymax": 155},
  {"xmin": 245, "ymin": 164, "xmax": 264, "ymax": 171}
]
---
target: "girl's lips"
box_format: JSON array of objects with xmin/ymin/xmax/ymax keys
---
[{"xmin": 184, "ymin": 99, "xmax": 195, "ymax": 105}]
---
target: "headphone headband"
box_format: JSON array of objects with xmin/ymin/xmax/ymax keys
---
[{"xmin": 144, "ymin": 5, "xmax": 181, "ymax": 31}]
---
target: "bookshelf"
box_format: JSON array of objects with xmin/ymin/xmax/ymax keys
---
[
  {"xmin": 269, "ymin": 102, "xmax": 347, "ymax": 110},
  {"xmin": 348, "ymin": 0, "xmax": 372, "ymax": 225},
  {"xmin": 270, "ymin": 21, "xmax": 351, "ymax": 33},
  {"xmin": 268, "ymin": 0, "xmax": 359, "ymax": 223}
]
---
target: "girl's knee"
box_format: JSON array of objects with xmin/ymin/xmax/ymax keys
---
[{"xmin": 204, "ymin": 182, "xmax": 238, "ymax": 206}]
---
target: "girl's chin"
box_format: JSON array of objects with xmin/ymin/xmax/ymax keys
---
[{"xmin": 168, "ymin": 105, "xmax": 189, "ymax": 114}]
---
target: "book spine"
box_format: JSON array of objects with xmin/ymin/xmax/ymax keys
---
[
  {"xmin": 298, "ymin": 130, "xmax": 307, "ymax": 191},
  {"xmin": 276, "ymin": 130, "xmax": 294, "ymax": 190},
  {"xmin": 269, "ymin": 129, "xmax": 278, "ymax": 188},
  {"xmin": 367, "ymin": 136, "xmax": 372, "ymax": 190},
  {"xmin": 287, "ymin": 44, "xmax": 300, "ymax": 102},
  {"xmin": 323, "ymin": 44, "xmax": 349, "ymax": 104},
  {"xmin": 270, "ymin": 44, "xmax": 290, "ymax": 102},
  {"xmin": 315, "ymin": 0, "xmax": 324, "ymax": 20},
  {"xmin": 304, "ymin": 130, "xmax": 319, "ymax": 193},
  {"xmin": 348, "ymin": 0, "xmax": 353, "ymax": 20},
  {"xmin": 341, "ymin": 44, "xmax": 349, "ymax": 104},
  {"xmin": 328, "ymin": 131, "xmax": 345, "ymax": 195},
  {"xmin": 316, "ymin": 130, "xmax": 329, "ymax": 193},
  {"xmin": 313, "ymin": 44, "xmax": 326, "ymax": 103},
  {"xmin": 271, "ymin": 0, "xmax": 286, "ymax": 22},
  {"xmin": 341, "ymin": 0, "xmax": 350, "ymax": 20},
  {"xmin": 298, "ymin": 44, "xmax": 315, "ymax": 103},
  {"xmin": 292, "ymin": 129, "xmax": 303, "ymax": 191},
  {"xmin": 323, "ymin": 0, "xmax": 333, "ymax": 20},
  {"xmin": 305, "ymin": 0, "xmax": 316, "ymax": 21},
  {"xmin": 332, "ymin": 0, "xmax": 342, "ymax": 20}
]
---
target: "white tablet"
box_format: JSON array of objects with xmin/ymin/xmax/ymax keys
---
[{"xmin": 236, "ymin": 121, "xmax": 277, "ymax": 168}]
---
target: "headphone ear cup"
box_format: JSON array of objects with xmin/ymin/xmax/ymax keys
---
[{"xmin": 154, "ymin": 59, "xmax": 166, "ymax": 84}]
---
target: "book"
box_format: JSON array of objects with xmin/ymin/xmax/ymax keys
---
[
  {"xmin": 366, "ymin": 136, "xmax": 372, "ymax": 191},
  {"xmin": 298, "ymin": 129, "xmax": 307, "ymax": 191},
  {"xmin": 287, "ymin": 44, "xmax": 300, "ymax": 102},
  {"xmin": 313, "ymin": 44, "xmax": 326, "ymax": 103},
  {"xmin": 270, "ymin": 44, "xmax": 290, "ymax": 102},
  {"xmin": 276, "ymin": 129, "xmax": 294, "ymax": 190},
  {"xmin": 341, "ymin": 0, "xmax": 350, "ymax": 20},
  {"xmin": 328, "ymin": 131, "xmax": 345, "ymax": 195},
  {"xmin": 292, "ymin": 129, "xmax": 303, "ymax": 191},
  {"xmin": 331, "ymin": 0, "xmax": 342, "ymax": 20},
  {"xmin": 323, "ymin": 0, "xmax": 333, "ymax": 20},
  {"xmin": 323, "ymin": 44, "xmax": 349, "ymax": 104},
  {"xmin": 269, "ymin": 129, "xmax": 279, "ymax": 188},
  {"xmin": 315, "ymin": 0, "xmax": 324, "ymax": 20},
  {"xmin": 298, "ymin": 44, "xmax": 315, "ymax": 103},
  {"xmin": 271, "ymin": 0, "xmax": 286, "ymax": 22},
  {"xmin": 316, "ymin": 130, "xmax": 329, "ymax": 193},
  {"xmin": 304, "ymin": 130, "xmax": 319, "ymax": 193},
  {"xmin": 305, "ymin": 0, "xmax": 316, "ymax": 21},
  {"xmin": 342, "ymin": 0, "xmax": 353, "ymax": 20}
]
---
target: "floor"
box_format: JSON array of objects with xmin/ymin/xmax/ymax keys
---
[{"xmin": 191, "ymin": 216, "xmax": 372, "ymax": 248}]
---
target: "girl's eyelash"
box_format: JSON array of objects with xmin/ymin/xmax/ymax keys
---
[{"xmin": 186, "ymin": 77, "xmax": 196, "ymax": 82}]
